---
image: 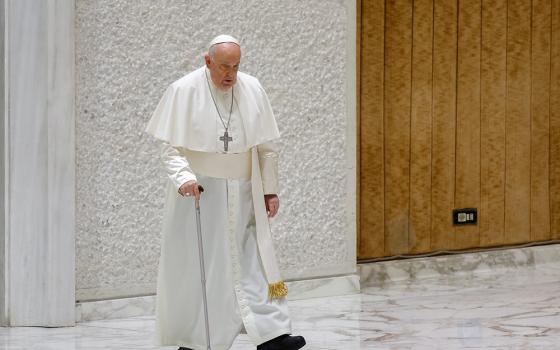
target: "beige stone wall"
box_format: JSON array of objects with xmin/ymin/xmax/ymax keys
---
[{"xmin": 75, "ymin": 0, "xmax": 355, "ymax": 301}]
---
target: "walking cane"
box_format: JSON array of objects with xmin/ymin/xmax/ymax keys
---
[{"xmin": 193, "ymin": 185, "xmax": 212, "ymax": 350}]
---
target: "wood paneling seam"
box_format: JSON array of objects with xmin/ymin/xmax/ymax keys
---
[{"xmin": 408, "ymin": 0, "xmax": 415, "ymax": 251}]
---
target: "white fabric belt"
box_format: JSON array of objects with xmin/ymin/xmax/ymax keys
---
[{"xmin": 182, "ymin": 149, "xmax": 251, "ymax": 180}]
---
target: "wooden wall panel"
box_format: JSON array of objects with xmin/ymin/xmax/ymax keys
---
[
  {"xmin": 384, "ymin": 0, "xmax": 413, "ymax": 255},
  {"xmin": 409, "ymin": 0, "xmax": 433, "ymax": 253},
  {"xmin": 480, "ymin": 0, "xmax": 507, "ymax": 246},
  {"xmin": 552, "ymin": 0, "xmax": 560, "ymax": 238},
  {"xmin": 358, "ymin": 0, "xmax": 385, "ymax": 258},
  {"xmin": 358, "ymin": 0, "xmax": 560, "ymax": 259},
  {"xmin": 455, "ymin": 0, "xmax": 481, "ymax": 249},
  {"xmin": 505, "ymin": 0, "xmax": 532, "ymax": 244},
  {"xmin": 431, "ymin": 0, "xmax": 457, "ymax": 250},
  {"xmin": 531, "ymin": 0, "xmax": 552, "ymax": 241}
]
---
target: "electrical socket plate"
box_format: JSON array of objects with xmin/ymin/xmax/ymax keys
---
[{"xmin": 453, "ymin": 208, "xmax": 477, "ymax": 225}]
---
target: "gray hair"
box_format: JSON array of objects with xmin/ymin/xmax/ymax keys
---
[{"xmin": 208, "ymin": 45, "xmax": 217, "ymax": 58}]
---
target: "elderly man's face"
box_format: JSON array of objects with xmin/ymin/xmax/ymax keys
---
[{"xmin": 205, "ymin": 43, "xmax": 241, "ymax": 90}]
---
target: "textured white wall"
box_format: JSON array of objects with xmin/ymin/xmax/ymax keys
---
[{"xmin": 75, "ymin": 0, "xmax": 355, "ymax": 301}]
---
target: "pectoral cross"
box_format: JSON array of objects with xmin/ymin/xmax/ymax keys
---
[{"xmin": 220, "ymin": 131, "xmax": 233, "ymax": 152}]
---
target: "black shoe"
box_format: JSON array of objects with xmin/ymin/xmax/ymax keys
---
[
  {"xmin": 257, "ymin": 334, "xmax": 306, "ymax": 350},
  {"xmin": 178, "ymin": 348, "xmax": 192, "ymax": 350}
]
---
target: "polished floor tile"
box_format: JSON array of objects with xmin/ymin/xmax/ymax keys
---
[{"xmin": 1, "ymin": 263, "xmax": 559, "ymax": 349}]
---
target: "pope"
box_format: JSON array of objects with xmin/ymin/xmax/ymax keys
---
[{"xmin": 145, "ymin": 35, "xmax": 306, "ymax": 350}]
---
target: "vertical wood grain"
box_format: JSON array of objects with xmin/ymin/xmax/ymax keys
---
[
  {"xmin": 530, "ymin": 0, "xmax": 552, "ymax": 241},
  {"xmin": 505, "ymin": 0, "xmax": 532, "ymax": 244},
  {"xmin": 384, "ymin": 0, "xmax": 413, "ymax": 255},
  {"xmin": 455, "ymin": 0, "xmax": 481, "ymax": 249},
  {"xmin": 431, "ymin": 0, "xmax": 457, "ymax": 250},
  {"xmin": 551, "ymin": 0, "xmax": 560, "ymax": 238},
  {"xmin": 359, "ymin": 0, "xmax": 385, "ymax": 258},
  {"xmin": 357, "ymin": 0, "xmax": 362, "ymax": 258},
  {"xmin": 480, "ymin": 0, "xmax": 507, "ymax": 246},
  {"xmin": 409, "ymin": 0, "xmax": 434, "ymax": 253},
  {"xmin": 359, "ymin": 0, "xmax": 559, "ymax": 258}
]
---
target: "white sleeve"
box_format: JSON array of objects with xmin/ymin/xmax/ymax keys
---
[
  {"xmin": 160, "ymin": 142, "xmax": 197, "ymax": 190},
  {"xmin": 257, "ymin": 141, "xmax": 279, "ymax": 195}
]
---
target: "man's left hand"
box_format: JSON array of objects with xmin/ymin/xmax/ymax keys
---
[{"xmin": 264, "ymin": 194, "xmax": 280, "ymax": 218}]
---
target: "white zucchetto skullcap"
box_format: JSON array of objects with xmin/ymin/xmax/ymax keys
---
[{"xmin": 209, "ymin": 34, "xmax": 240, "ymax": 49}]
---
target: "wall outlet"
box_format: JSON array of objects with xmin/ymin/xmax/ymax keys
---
[{"xmin": 453, "ymin": 208, "xmax": 477, "ymax": 225}]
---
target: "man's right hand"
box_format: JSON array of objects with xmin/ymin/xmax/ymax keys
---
[{"xmin": 178, "ymin": 180, "xmax": 201, "ymax": 200}]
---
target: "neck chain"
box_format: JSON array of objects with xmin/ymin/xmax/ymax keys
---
[{"xmin": 205, "ymin": 69, "xmax": 234, "ymax": 134}]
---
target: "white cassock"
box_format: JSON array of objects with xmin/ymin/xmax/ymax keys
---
[{"xmin": 146, "ymin": 66, "xmax": 292, "ymax": 349}]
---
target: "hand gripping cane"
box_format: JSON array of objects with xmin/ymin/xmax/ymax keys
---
[{"xmin": 193, "ymin": 185, "xmax": 212, "ymax": 350}]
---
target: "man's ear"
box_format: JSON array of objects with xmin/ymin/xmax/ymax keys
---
[{"xmin": 204, "ymin": 54, "xmax": 211, "ymax": 67}]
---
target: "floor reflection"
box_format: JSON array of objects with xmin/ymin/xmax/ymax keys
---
[{"xmin": 1, "ymin": 263, "xmax": 559, "ymax": 349}]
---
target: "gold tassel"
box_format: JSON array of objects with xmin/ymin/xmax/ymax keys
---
[{"xmin": 268, "ymin": 281, "xmax": 288, "ymax": 299}]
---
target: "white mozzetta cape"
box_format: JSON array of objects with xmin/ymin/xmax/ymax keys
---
[{"xmin": 146, "ymin": 66, "xmax": 280, "ymax": 151}]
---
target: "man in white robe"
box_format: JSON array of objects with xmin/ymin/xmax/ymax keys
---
[{"xmin": 146, "ymin": 35, "xmax": 306, "ymax": 350}]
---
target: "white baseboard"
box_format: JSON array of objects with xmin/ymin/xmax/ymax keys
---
[
  {"xmin": 359, "ymin": 243, "xmax": 560, "ymax": 287},
  {"xmin": 76, "ymin": 274, "xmax": 360, "ymax": 323}
]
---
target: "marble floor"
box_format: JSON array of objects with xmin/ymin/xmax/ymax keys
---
[{"xmin": 2, "ymin": 262, "xmax": 560, "ymax": 350}]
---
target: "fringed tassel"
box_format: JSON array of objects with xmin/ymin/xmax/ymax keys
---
[{"xmin": 268, "ymin": 281, "xmax": 288, "ymax": 299}]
